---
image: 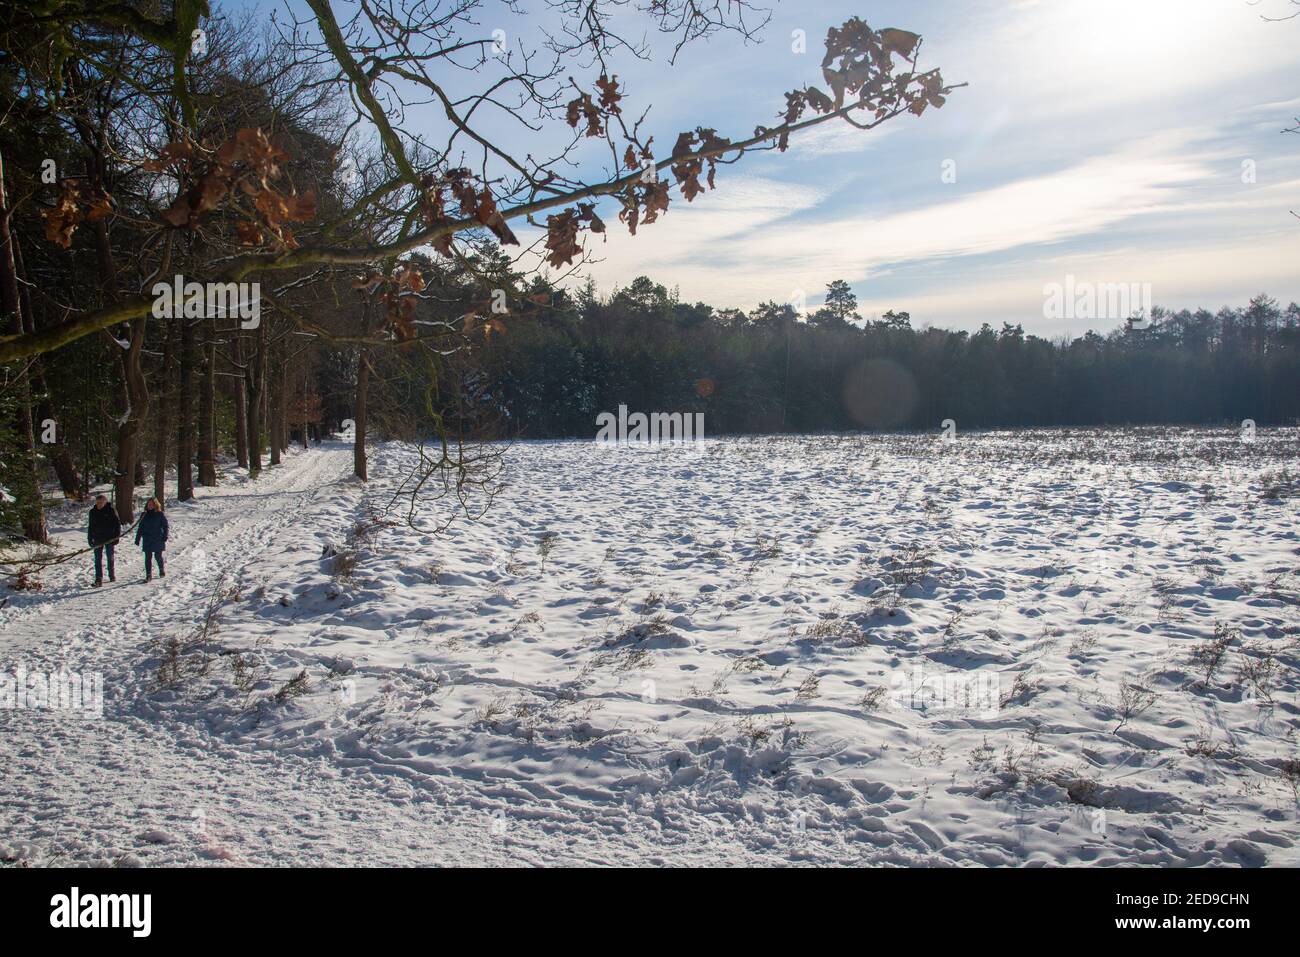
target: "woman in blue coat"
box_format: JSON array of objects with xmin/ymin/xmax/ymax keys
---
[{"xmin": 135, "ymin": 497, "xmax": 169, "ymax": 581}]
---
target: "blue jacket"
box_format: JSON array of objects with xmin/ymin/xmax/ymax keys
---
[{"xmin": 135, "ymin": 510, "xmax": 169, "ymax": 551}]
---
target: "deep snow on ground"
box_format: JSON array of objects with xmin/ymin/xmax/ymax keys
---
[{"xmin": 2, "ymin": 428, "xmax": 1299, "ymax": 867}]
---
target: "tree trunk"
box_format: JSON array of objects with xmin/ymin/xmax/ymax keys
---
[
  {"xmin": 354, "ymin": 348, "xmax": 369, "ymax": 481},
  {"xmin": 269, "ymin": 344, "xmax": 285, "ymax": 466},
  {"xmin": 114, "ymin": 316, "xmax": 149, "ymax": 526},
  {"xmin": 36, "ymin": 388, "xmax": 81, "ymax": 498},
  {"xmin": 176, "ymin": 315, "xmax": 195, "ymax": 500},
  {"xmin": 0, "ymin": 147, "xmax": 47, "ymax": 542},
  {"xmin": 14, "ymin": 238, "xmax": 80, "ymax": 497},
  {"xmin": 197, "ymin": 316, "xmax": 217, "ymax": 485},
  {"xmin": 153, "ymin": 318, "xmax": 174, "ymax": 504},
  {"xmin": 231, "ymin": 328, "xmax": 249, "ymax": 468},
  {"xmin": 279, "ymin": 360, "xmax": 290, "ymax": 455},
  {"xmin": 246, "ymin": 320, "xmax": 266, "ymax": 477},
  {"xmin": 354, "ymin": 300, "xmax": 373, "ymax": 481}
]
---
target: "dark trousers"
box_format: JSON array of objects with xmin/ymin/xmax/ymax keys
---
[
  {"xmin": 93, "ymin": 544, "xmax": 115, "ymax": 582},
  {"xmin": 145, "ymin": 549, "xmax": 165, "ymax": 577}
]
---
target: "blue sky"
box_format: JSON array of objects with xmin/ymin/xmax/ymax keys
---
[{"xmin": 241, "ymin": 0, "xmax": 1300, "ymax": 334}]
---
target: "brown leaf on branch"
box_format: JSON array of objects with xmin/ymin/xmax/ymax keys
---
[
  {"xmin": 544, "ymin": 209, "xmax": 582, "ymax": 268},
  {"xmin": 565, "ymin": 91, "xmax": 603, "ymax": 138},
  {"xmin": 42, "ymin": 181, "xmax": 83, "ymax": 248},
  {"xmin": 41, "ymin": 179, "xmax": 114, "ymax": 248},
  {"xmin": 217, "ymin": 127, "xmax": 290, "ymax": 179},
  {"xmin": 804, "ymin": 86, "xmax": 835, "ymax": 114},
  {"xmin": 781, "ymin": 91, "xmax": 806, "ymax": 126},
  {"xmin": 195, "ymin": 167, "xmax": 233, "ymax": 217},
  {"xmin": 595, "ymin": 74, "xmax": 622, "ymax": 114},
  {"xmin": 669, "ymin": 130, "xmax": 705, "ymax": 201},
  {"xmin": 394, "ymin": 262, "xmax": 425, "ymax": 293},
  {"xmin": 286, "ymin": 191, "xmax": 317, "ymax": 222},
  {"xmin": 418, "ymin": 177, "xmax": 455, "ymax": 256},
  {"xmin": 618, "ymin": 189, "xmax": 640, "ymax": 236},
  {"xmin": 673, "ymin": 156, "xmax": 704, "ymax": 201},
  {"xmin": 141, "ymin": 141, "xmax": 196, "ymax": 172},
  {"xmin": 820, "ymin": 17, "xmax": 894, "ymax": 110},
  {"xmin": 84, "ymin": 191, "xmax": 113, "ymax": 222},
  {"xmin": 235, "ymin": 220, "xmax": 265, "ymax": 245},
  {"xmin": 446, "ymin": 168, "xmax": 479, "ymax": 213},
  {"xmin": 474, "ymin": 188, "xmax": 519, "ymax": 245},
  {"xmin": 879, "ymin": 28, "xmax": 921, "ymax": 59},
  {"xmin": 161, "ymin": 194, "xmax": 192, "ymax": 228},
  {"xmin": 696, "ymin": 128, "xmax": 731, "ymax": 190},
  {"xmin": 641, "ymin": 181, "xmax": 670, "ymax": 225},
  {"xmin": 542, "ymin": 201, "xmax": 606, "ymax": 268},
  {"xmin": 255, "ymin": 188, "xmax": 291, "ymax": 226},
  {"xmin": 578, "ymin": 202, "xmax": 605, "ymax": 234}
]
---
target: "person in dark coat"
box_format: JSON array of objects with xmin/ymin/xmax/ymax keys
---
[
  {"xmin": 87, "ymin": 493, "xmax": 122, "ymax": 587},
  {"xmin": 135, "ymin": 497, "xmax": 169, "ymax": 581}
]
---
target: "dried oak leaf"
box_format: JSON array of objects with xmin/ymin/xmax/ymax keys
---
[
  {"xmin": 673, "ymin": 157, "xmax": 705, "ymax": 202},
  {"xmin": 141, "ymin": 141, "xmax": 196, "ymax": 172},
  {"xmin": 577, "ymin": 201, "xmax": 605, "ymax": 234},
  {"xmin": 196, "ymin": 167, "xmax": 233, "ymax": 216},
  {"xmin": 84, "ymin": 187, "xmax": 114, "ymax": 222},
  {"xmin": 879, "ymin": 28, "xmax": 921, "ymax": 60},
  {"xmin": 804, "ymin": 86, "xmax": 835, "ymax": 114},
  {"xmin": 696, "ymin": 129, "xmax": 731, "ymax": 190},
  {"xmin": 595, "ymin": 74, "xmax": 622, "ymax": 115},
  {"xmin": 565, "ymin": 92, "xmax": 603, "ymax": 138},
  {"xmin": 475, "ymin": 188, "xmax": 519, "ymax": 245},
  {"xmin": 255, "ymin": 188, "xmax": 292, "ymax": 225},
  {"xmin": 394, "ymin": 262, "xmax": 425, "ymax": 293},
  {"xmin": 42, "ymin": 181, "xmax": 84, "ymax": 248},
  {"xmin": 640, "ymin": 181, "xmax": 670, "ymax": 226},
  {"xmin": 219, "ymin": 127, "xmax": 289, "ymax": 179},
  {"xmin": 234, "ymin": 220, "xmax": 265, "ymax": 245},
  {"xmin": 781, "ymin": 90, "xmax": 807, "ymax": 126},
  {"xmin": 285, "ymin": 190, "xmax": 317, "ymax": 222},
  {"xmin": 161, "ymin": 194, "xmax": 193, "ymax": 228},
  {"xmin": 446, "ymin": 168, "xmax": 479, "ymax": 212},
  {"xmin": 618, "ymin": 189, "xmax": 640, "ymax": 236},
  {"xmin": 544, "ymin": 209, "xmax": 582, "ymax": 268}
]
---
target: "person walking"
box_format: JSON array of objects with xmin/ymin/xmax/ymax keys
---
[
  {"xmin": 134, "ymin": 497, "xmax": 169, "ymax": 581},
  {"xmin": 87, "ymin": 493, "xmax": 121, "ymax": 587}
]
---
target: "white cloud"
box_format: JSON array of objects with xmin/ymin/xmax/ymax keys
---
[
  {"xmin": 859, "ymin": 231, "xmax": 1300, "ymax": 334},
  {"xmin": 571, "ymin": 136, "xmax": 1213, "ymax": 308}
]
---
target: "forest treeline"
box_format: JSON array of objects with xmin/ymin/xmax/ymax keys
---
[{"xmin": 386, "ymin": 275, "xmax": 1300, "ymax": 438}]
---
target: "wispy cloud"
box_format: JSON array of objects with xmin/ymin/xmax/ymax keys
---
[{"xmin": 571, "ymin": 135, "xmax": 1215, "ymax": 310}]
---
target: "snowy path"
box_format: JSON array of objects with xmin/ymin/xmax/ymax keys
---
[{"xmin": 0, "ymin": 447, "xmax": 509, "ymax": 866}]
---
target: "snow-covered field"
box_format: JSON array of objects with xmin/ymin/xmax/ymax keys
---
[{"xmin": 2, "ymin": 428, "xmax": 1299, "ymax": 866}]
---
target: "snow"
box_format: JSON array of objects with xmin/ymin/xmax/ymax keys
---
[{"xmin": 2, "ymin": 428, "xmax": 1298, "ymax": 866}]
